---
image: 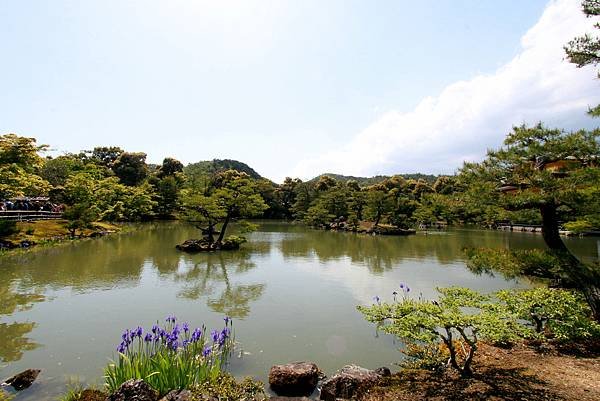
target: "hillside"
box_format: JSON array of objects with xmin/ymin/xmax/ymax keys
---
[
  {"xmin": 310, "ymin": 172, "xmax": 440, "ymax": 186},
  {"xmin": 184, "ymin": 159, "xmax": 263, "ymax": 180}
]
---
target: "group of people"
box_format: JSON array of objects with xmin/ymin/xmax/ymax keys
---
[{"xmin": 0, "ymin": 199, "xmax": 64, "ymax": 213}]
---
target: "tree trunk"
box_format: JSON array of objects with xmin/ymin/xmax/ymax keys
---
[
  {"xmin": 216, "ymin": 213, "xmax": 231, "ymax": 244},
  {"xmin": 540, "ymin": 203, "xmax": 600, "ymax": 321}
]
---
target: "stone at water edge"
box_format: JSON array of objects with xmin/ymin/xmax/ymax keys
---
[
  {"xmin": 319, "ymin": 365, "xmax": 387, "ymax": 401},
  {"xmin": 107, "ymin": 379, "xmax": 159, "ymax": 401},
  {"xmin": 3, "ymin": 369, "xmax": 41, "ymax": 391},
  {"xmin": 268, "ymin": 361, "xmax": 321, "ymax": 397},
  {"xmin": 158, "ymin": 389, "xmax": 192, "ymax": 401},
  {"xmin": 78, "ymin": 389, "xmax": 108, "ymax": 401}
]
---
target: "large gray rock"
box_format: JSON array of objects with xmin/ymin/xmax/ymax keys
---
[
  {"xmin": 269, "ymin": 362, "xmax": 321, "ymax": 397},
  {"xmin": 107, "ymin": 379, "xmax": 159, "ymax": 401},
  {"xmin": 320, "ymin": 365, "xmax": 386, "ymax": 401},
  {"xmin": 3, "ymin": 369, "xmax": 41, "ymax": 391}
]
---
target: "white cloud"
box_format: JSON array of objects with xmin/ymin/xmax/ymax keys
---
[{"xmin": 289, "ymin": 0, "xmax": 600, "ymax": 180}]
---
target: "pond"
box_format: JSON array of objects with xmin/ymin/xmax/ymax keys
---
[{"xmin": 1, "ymin": 221, "xmax": 598, "ymax": 400}]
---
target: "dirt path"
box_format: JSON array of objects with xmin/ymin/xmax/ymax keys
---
[{"xmin": 360, "ymin": 343, "xmax": 600, "ymax": 401}]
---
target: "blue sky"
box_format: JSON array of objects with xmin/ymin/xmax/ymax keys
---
[{"xmin": 1, "ymin": 0, "xmax": 598, "ymax": 182}]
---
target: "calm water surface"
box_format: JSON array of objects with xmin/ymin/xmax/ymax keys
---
[{"xmin": 1, "ymin": 222, "xmax": 598, "ymax": 400}]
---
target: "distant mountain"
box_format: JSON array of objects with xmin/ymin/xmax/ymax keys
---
[
  {"xmin": 309, "ymin": 172, "xmax": 439, "ymax": 186},
  {"xmin": 184, "ymin": 159, "xmax": 263, "ymax": 180}
]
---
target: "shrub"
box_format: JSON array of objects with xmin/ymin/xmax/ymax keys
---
[
  {"xmin": 0, "ymin": 220, "xmax": 18, "ymax": 237},
  {"xmin": 190, "ymin": 374, "xmax": 266, "ymax": 401},
  {"xmin": 399, "ymin": 342, "xmax": 451, "ymax": 372},
  {"xmin": 358, "ymin": 286, "xmax": 527, "ymax": 377},
  {"xmin": 496, "ymin": 288, "xmax": 600, "ymax": 341},
  {"xmin": 104, "ymin": 316, "xmax": 234, "ymax": 396}
]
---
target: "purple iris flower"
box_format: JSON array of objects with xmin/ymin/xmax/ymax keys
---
[
  {"xmin": 191, "ymin": 328, "xmax": 202, "ymax": 342},
  {"xmin": 117, "ymin": 342, "xmax": 127, "ymax": 353},
  {"xmin": 211, "ymin": 330, "xmax": 219, "ymax": 342},
  {"xmin": 202, "ymin": 346, "xmax": 212, "ymax": 357},
  {"xmin": 182, "ymin": 322, "xmax": 189, "ymax": 333},
  {"xmin": 406, "ymin": 287, "xmax": 410, "ymax": 292},
  {"xmin": 224, "ymin": 316, "xmax": 230, "ymax": 325},
  {"xmin": 144, "ymin": 333, "xmax": 153, "ymax": 342},
  {"xmin": 399, "ymin": 283, "xmax": 404, "ymax": 289}
]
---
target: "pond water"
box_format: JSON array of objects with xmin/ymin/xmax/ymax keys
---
[{"xmin": 1, "ymin": 221, "xmax": 598, "ymax": 400}]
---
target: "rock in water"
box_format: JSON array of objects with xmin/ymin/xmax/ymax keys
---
[
  {"xmin": 269, "ymin": 362, "xmax": 321, "ymax": 396},
  {"xmin": 107, "ymin": 379, "xmax": 159, "ymax": 401},
  {"xmin": 320, "ymin": 365, "xmax": 386, "ymax": 401},
  {"xmin": 4, "ymin": 369, "xmax": 41, "ymax": 390}
]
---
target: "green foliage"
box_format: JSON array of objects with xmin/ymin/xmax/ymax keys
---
[
  {"xmin": 158, "ymin": 157, "xmax": 184, "ymax": 178},
  {"xmin": 151, "ymin": 175, "xmax": 182, "ymax": 217},
  {"xmin": 358, "ymin": 287, "xmax": 527, "ymax": 376},
  {"xmin": 399, "ymin": 342, "xmax": 451, "ymax": 372},
  {"xmin": 63, "ymin": 202, "xmax": 100, "ymax": 237},
  {"xmin": 0, "ymin": 133, "xmax": 47, "ymax": 172},
  {"xmin": 0, "ymin": 220, "xmax": 18, "ymax": 238},
  {"xmin": 464, "ymin": 248, "xmax": 564, "ymax": 280},
  {"xmin": 364, "ymin": 186, "xmax": 392, "ymax": 227},
  {"xmin": 40, "ymin": 155, "xmax": 86, "ymax": 187},
  {"xmin": 0, "ymin": 164, "xmax": 51, "ymax": 199},
  {"xmin": 64, "ymin": 173, "xmax": 156, "ymax": 223},
  {"xmin": 190, "ymin": 374, "xmax": 266, "ymax": 401},
  {"xmin": 564, "ymin": 0, "xmax": 599, "ymax": 114},
  {"xmin": 91, "ymin": 146, "xmax": 124, "ymax": 168},
  {"xmin": 112, "ymin": 152, "xmax": 148, "ymax": 186},
  {"xmin": 182, "ymin": 170, "xmax": 268, "ymax": 246},
  {"xmin": 104, "ymin": 319, "xmax": 234, "ymax": 396},
  {"xmin": 496, "ymin": 288, "xmax": 600, "ymax": 341}
]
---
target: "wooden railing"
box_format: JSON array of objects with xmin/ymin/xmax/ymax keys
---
[{"xmin": 0, "ymin": 210, "xmax": 63, "ymax": 221}]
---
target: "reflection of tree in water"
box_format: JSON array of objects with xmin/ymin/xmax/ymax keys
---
[
  {"xmin": 0, "ymin": 322, "xmax": 38, "ymax": 363},
  {"xmin": 0, "ymin": 272, "xmax": 44, "ymax": 363},
  {"xmin": 174, "ymin": 250, "xmax": 266, "ymax": 318},
  {"xmin": 278, "ymin": 227, "xmax": 547, "ymax": 273}
]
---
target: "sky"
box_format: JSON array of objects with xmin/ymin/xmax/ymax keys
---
[{"xmin": 1, "ymin": 0, "xmax": 599, "ymax": 183}]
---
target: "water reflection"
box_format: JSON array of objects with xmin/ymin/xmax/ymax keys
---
[
  {"xmin": 276, "ymin": 228, "xmax": 543, "ymax": 272},
  {"xmin": 173, "ymin": 250, "xmax": 267, "ymax": 318},
  {"xmin": 0, "ymin": 272, "xmax": 44, "ymax": 363},
  {"xmin": 0, "ymin": 322, "xmax": 38, "ymax": 363}
]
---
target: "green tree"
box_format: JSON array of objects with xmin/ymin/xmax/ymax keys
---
[
  {"xmin": 0, "ymin": 134, "xmax": 50, "ymax": 199},
  {"xmin": 276, "ymin": 177, "xmax": 302, "ymax": 219},
  {"xmin": 564, "ymin": 0, "xmax": 600, "ymax": 116},
  {"xmin": 0, "ymin": 133, "xmax": 47, "ymax": 172},
  {"xmin": 460, "ymin": 123, "xmax": 600, "ymax": 319},
  {"xmin": 358, "ymin": 287, "xmax": 525, "ymax": 377},
  {"xmin": 364, "ymin": 185, "xmax": 392, "ymax": 227},
  {"xmin": 40, "ymin": 155, "xmax": 85, "ymax": 187},
  {"xmin": 182, "ymin": 170, "xmax": 268, "ymax": 247},
  {"xmin": 91, "ymin": 146, "xmax": 124, "ymax": 168},
  {"xmin": 0, "ymin": 165, "xmax": 50, "ymax": 199},
  {"xmin": 158, "ymin": 157, "xmax": 184, "ymax": 178},
  {"xmin": 112, "ymin": 152, "xmax": 148, "ymax": 186}
]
